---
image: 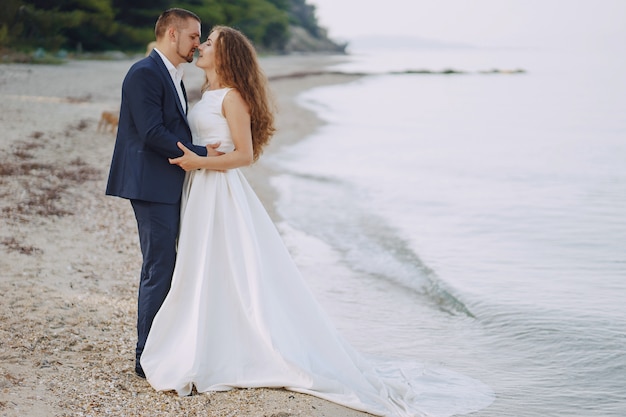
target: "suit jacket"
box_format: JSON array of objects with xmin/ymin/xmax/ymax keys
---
[{"xmin": 106, "ymin": 50, "xmax": 207, "ymax": 204}]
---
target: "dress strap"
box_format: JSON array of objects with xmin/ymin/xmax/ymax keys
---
[{"xmin": 217, "ymin": 87, "xmax": 233, "ymax": 99}]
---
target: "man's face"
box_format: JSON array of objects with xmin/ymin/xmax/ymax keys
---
[{"xmin": 175, "ymin": 18, "xmax": 201, "ymax": 64}]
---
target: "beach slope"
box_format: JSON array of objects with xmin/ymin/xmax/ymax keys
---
[{"xmin": 0, "ymin": 55, "xmax": 369, "ymax": 416}]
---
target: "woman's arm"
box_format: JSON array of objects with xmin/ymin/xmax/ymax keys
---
[{"xmin": 169, "ymin": 89, "xmax": 253, "ymax": 171}]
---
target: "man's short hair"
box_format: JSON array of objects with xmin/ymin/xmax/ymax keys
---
[{"xmin": 155, "ymin": 8, "xmax": 200, "ymax": 39}]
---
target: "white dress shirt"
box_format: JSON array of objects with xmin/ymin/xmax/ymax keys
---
[{"xmin": 153, "ymin": 48, "xmax": 187, "ymax": 114}]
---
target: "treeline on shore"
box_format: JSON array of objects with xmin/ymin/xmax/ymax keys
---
[{"xmin": 0, "ymin": 0, "xmax": 345, "ymax": 58}]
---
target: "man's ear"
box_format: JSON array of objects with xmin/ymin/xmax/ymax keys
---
[{"xmin": 168, "ymin": 26, "xmax": 177, "ymax": 42}]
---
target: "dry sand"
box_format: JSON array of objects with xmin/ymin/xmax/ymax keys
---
[{"xmin": 0, "ymin": 55, "xmax": 371, "ymax": 416}]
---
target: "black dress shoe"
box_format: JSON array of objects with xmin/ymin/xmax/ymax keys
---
[{"xmin": 135, "ymin": 365, "xmax": 146, "ymax": 379}]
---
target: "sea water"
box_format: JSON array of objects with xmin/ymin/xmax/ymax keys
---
[{"xmin": 266, "ymin": 42, "xmax": 626, "ymax": 416}]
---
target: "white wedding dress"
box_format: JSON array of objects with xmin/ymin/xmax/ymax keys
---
[{"xmin": 140, "ymin": 88, "xmax": 494, "ymax": 416}]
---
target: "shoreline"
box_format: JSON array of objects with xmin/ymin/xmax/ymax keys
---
[{"xmin": 0, "ymin": 56, "xmax": 369, "ymax": 416}]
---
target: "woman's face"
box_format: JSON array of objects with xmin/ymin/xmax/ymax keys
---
[{"xmin": 196, "ymin": 30, "xmax": 220, "ymax": 70}]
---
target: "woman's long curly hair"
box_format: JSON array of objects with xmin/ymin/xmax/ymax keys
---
[{"xmin": 202, "ymin": 26, "xmax": 276, "ymax": 162}]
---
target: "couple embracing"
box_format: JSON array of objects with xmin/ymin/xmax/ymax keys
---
[{"xmin": 105, "ymin": 8, "xmax": 493, "ymax": 417}]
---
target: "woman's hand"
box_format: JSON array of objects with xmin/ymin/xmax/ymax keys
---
[
  {"xmin": 206, "ymin": 142, "xmax": 223, "ymax": 156},
  {"xmin": 169, "ymin": 142, "xmax": 206, "ymax": 171}
]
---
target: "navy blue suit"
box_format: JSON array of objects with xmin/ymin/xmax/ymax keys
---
[{"xmin": 106, "ymin": 50, "xmax": 207, "ymax": 373}]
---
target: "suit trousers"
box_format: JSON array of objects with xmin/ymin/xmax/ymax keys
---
[{"xmin": 130, "ymin": 199, "xmax": 180, "ymax": 367}]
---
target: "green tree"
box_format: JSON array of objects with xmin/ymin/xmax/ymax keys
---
[
  {"xmin": 177, "ymin": 0, "xmax": 226, "ymax": 41},
  {"xmin": 221, "ymin": 0, "xmax": 289, "ymax": 50},
  {"xmin": 59, "ymin": 0, "xmax": 118, "ymax": 51},
  {"xmin": 0, "ymin": 0, "xmax": 24, "ymax": 48},
  {"xmin": 6, "ymin": 0, "xmax": 118, "ymax": 51},
  {"xmin": 4, "ymin": 0, "xmax": 332, "ymax": 54}
]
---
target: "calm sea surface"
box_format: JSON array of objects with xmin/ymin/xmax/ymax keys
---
[{"xmin": 266, "ymin": 43, "xmax": 626, "ymax": 416}]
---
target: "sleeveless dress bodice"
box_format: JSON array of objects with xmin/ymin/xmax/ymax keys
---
[{"xmin": 187, "ymin": 88, "xmax": 235, "ymax": 153}]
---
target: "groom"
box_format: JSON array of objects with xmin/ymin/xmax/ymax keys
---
[{"xmin": 106, "ymin": 8, "xmax": 217, "ymax": 378}]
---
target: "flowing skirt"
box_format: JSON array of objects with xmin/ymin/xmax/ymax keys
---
[{"xmin": 140, "ymin": 169, "xmax": 494, "ymax": 417}]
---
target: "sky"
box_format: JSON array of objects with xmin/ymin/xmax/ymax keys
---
[{"xmin": 309, "ymin": 0, "xmax": 626, "ymax": 50}]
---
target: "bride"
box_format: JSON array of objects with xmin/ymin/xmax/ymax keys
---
[{"xmin": 139, "ymin": 26, "xmax": 494, "ymax": 417}]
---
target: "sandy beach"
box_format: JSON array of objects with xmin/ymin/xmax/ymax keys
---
[{"xmin": 0, "ymin": 54, "xmax": 370, "ymax": 416}]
